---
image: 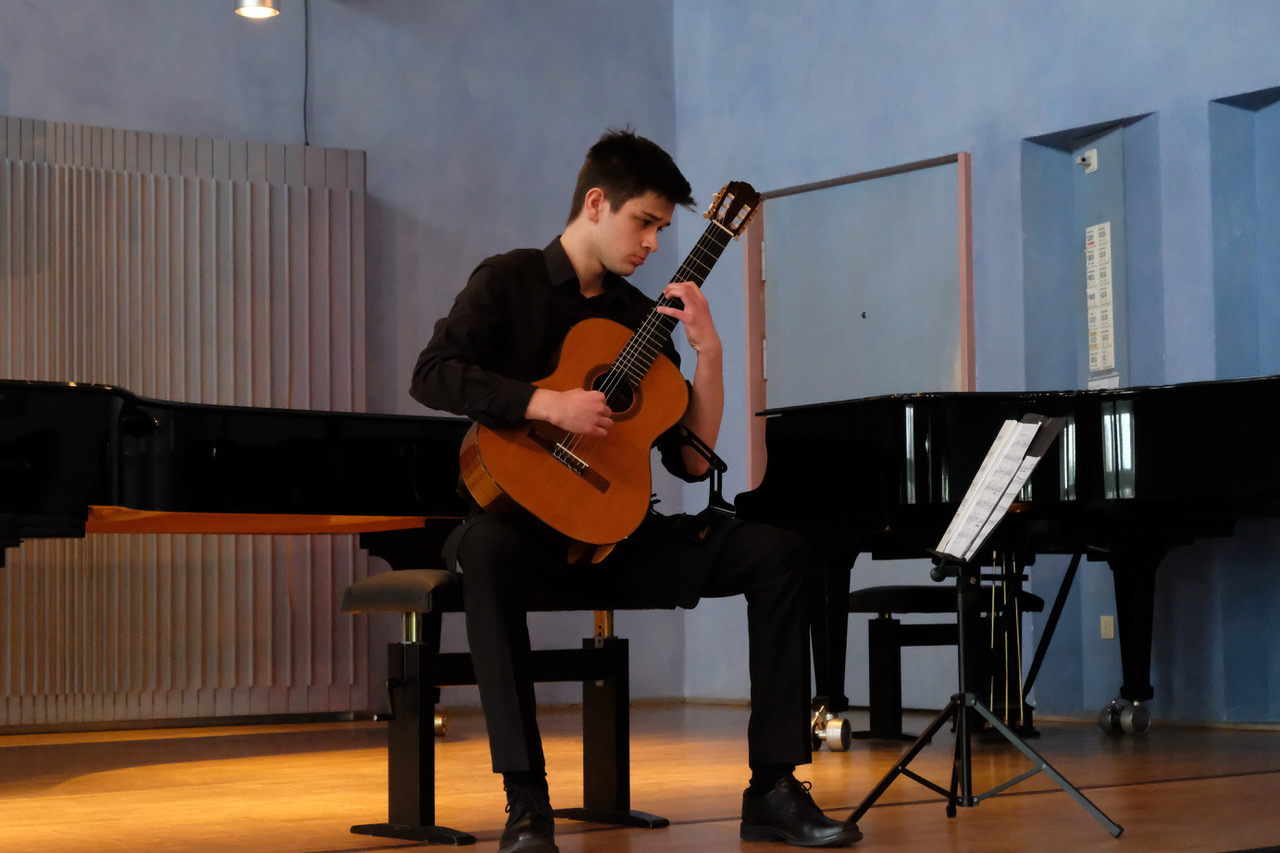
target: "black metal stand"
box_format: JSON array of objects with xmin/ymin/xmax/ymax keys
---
[
  {"xmin": 847, "ymin": 560, "xmax": 1123, "ymax": 838},
  {"xmin": 351, "ymin": 640, "xmax": 476, "ymax": 845},
  {"xmin": 551, "ymin": 637, "xmax": 669, "ymax": 829},
  {"xmin": 349, "ymin": 628, "xmax": 666, "ymax": 845}
]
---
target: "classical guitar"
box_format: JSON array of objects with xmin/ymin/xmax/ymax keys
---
[{"xmin": 459, "ymin": 181, "xmax": 760, "ymax": 562}]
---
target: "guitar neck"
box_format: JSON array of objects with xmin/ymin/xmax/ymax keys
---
[
  {"xmin": 667, "ymin": 218, "xmax": 737, "ymax": 293},
  {"xmin": 649, "ymin": 218, "xmax": 737, "ymax": 332},
  {"xmin": 610, "ymin": 219, "xmax": 737, "ymax": 387}
]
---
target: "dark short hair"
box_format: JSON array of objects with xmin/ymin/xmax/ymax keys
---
[{"xmin": 566, "ymin": 128, "xmax": 694, "ymax": 224}]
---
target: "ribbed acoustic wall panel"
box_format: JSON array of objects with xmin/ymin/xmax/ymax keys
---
[{"xmin": 0, "ymin": 115, "xmax": 371, "ymax": 726}]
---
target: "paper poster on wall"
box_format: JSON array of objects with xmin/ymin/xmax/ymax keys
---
[{"xmin": 1085, "ymin": 222, "xmax": 1119, "ymax": 389}]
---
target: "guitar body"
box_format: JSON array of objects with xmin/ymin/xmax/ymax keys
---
[{"xmin": 460, "ymin": 317, "xmax": 689, "ymax": 549}]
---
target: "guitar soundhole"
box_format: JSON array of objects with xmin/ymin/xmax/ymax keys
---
[{"xmin": 591, "ymin": 370, "xmax": 637, "ymax": 416}]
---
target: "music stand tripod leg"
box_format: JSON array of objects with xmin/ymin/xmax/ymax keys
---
[
  {"xmin": 966, "ymin": 695, "xmax": 1122, "ymax": 836},
  {"xmin": 847, "ymin": 696, "xmax": 960, "ymax": 824},
  {"xmin": 846, "ymin": 561, "xmax": 1123, "ymax": 838}
]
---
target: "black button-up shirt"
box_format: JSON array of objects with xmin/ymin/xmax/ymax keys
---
[{"xmin": 411, "ymin": 237, "xmax": 698, "ymax": 480}]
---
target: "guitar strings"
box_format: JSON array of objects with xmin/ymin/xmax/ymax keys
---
[{"xmin": 556, "ymin": 225, "xmax": 731, "ymax": 464}]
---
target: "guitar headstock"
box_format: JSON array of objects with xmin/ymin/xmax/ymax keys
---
[{"xmin": 704, "ymin": 180, "xmax": 760, "ymax": 239}]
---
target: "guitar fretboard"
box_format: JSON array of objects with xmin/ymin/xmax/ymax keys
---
[{"xmin": 610, "ymin": 220, "xmax": 736, "ymax": 388}]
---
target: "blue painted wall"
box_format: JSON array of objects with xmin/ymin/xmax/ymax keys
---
[
  {"xmin": 1213, "ymin": 91, "xmax": 1280, "ymax": 379},
  {"xmin": 670, "ymin": 0, "xmax": 1280, "ymax": 723},
  {"xmin": 3, "ymin": 0, "xmax": 1280, "ymax": 724}
]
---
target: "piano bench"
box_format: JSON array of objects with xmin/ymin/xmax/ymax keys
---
[
  {"xmin": 847, "ymin": 584, "xmax": 1044, "ymax": 740},
  {"xmin": 340, "ymin": 568, "xmax": 669, "ymax": 845}
]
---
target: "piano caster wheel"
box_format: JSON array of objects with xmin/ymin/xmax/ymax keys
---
[
  {"xmin": 1119, "ymin": 704, "xmax": 1151, "ymax": 734},
  {"xmin": 810, "ymin": 709, "xmax": 851, "ymax": 752},
  {"xmin": 1099, "ymin": 699, "xmax": 1150, "ymax": 735},
  {"xmin": 434, "ymin": 710, "xmax": 450, "ymax": 737}
]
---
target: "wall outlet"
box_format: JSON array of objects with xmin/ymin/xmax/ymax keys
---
[{"xmin": 1100, "ymin": 614, "xmax": 1115, "ymax": 640}]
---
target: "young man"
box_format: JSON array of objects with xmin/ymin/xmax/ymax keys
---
[{"xmin": 410, "ymin": 129, "xmax": 861, "ymax": 851}]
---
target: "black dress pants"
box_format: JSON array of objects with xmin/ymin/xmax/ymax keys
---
[{"xmin": 452, "ymin": 510, "xmax": 815, "ymax": 777}]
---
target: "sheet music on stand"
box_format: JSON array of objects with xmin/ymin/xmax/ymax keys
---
[{"xmin": 934, "ymin": 414, "xmax": 1065, "ymax": 563}]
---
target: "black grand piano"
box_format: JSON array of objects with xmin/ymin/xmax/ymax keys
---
[
  {"xmin": 735, "ymin": 375, "xmax": 1280, "ymax": 731},
  {"xmin": 0, "ymin": 379, "xmax": 471, "ymax": 565},
  {"xmin": 11, "ymin": 375, "xmax": 1280, "ymax": 733}
]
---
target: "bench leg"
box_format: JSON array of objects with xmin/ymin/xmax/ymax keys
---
[
  {"xmin": 854, "ymin": 618, "xmax": 960, "ymax": 741},
  {"xmin": 350, "ymin": 641, "xmax": 476, "ymax": 845},
  {"xmin": 552, "ymin": 636, "xmax": 668, "ymax": 829},
  {"xmin": 862, "ymin": 617, "xmax": 908, "ymax": 739}
]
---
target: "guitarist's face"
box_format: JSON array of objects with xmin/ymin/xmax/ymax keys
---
[{"xmin": 596, "ymin": 191, "xmax": 675, "ymax": 277}]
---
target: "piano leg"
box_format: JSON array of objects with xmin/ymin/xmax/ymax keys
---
[
  {"xmin": 808, "ymin": 548, "xmax": 856, "ymax": 719},
  {"xmin": 1103, "ymin": 549, "xmax": 1161, "ymax": 733}
]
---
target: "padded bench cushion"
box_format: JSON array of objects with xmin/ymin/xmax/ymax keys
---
[
  {"xmin": 341, "ymin": 568, "xmax": 456, "ymax": 613},
  {"xmin": 848, "ymin": 584, "xmax": 957, "ymax": 615},
  {"xmin": 848, "ymin": 584, "xmax": 1044, "ymax": 616}
]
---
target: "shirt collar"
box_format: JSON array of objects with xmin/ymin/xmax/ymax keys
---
[{"xmin": 544, "ymin": 236, "xmax": 625, "ymax": 298}]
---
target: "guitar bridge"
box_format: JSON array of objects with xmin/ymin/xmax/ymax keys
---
[{"xmin": 527, "ymin": 428, "xmax": 611, "ymax": 494}]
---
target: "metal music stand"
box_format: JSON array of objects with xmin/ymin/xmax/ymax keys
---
[{"xmin": 846, "ymin": 416, "xmax": 1123, "ymax": 837}]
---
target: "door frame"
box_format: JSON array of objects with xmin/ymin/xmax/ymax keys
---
[{"xmin": 742, "ymin": 152, "xmax": 974, "ymax": 488}]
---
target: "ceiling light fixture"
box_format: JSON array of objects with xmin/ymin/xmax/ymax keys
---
[{"xmin": 236, "ymin": 0, "xmax": 280, "ymax": 18}]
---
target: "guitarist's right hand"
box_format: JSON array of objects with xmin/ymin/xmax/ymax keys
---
[{"xmin": 526, "ymin": 387, "xmax": 614, "ymax": 438}]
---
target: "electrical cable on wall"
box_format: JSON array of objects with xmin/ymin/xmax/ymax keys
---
[{"xmin": 303, "ymin": 0, "xmax": 311, "ymax": 144}]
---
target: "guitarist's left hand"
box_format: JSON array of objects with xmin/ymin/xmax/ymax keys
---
[
  {"xmin": 657, "ymin": 281, "xmax": 722, "ymax": 356},
  {"xmin": 658, "ymin": 281, "xmax": 724, "ymax": 477}
]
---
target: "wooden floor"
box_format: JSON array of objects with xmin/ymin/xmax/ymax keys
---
[{"xmin": 3, "ymin": 702, "xmax": 1280, "ymax": 852}]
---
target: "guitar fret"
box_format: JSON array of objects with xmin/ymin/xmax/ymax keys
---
[
  {"xmin": 673, "ymin": 230, "xmax": 731, "ymax": 278},
  {"xmin": 673, "ymin": 234, "xmax": 731, "ymax": 285}
]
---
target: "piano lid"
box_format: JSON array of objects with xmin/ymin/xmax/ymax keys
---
[
  {"xmin": 1, "ymin": 378, "xmax": 472, "ymax": 541},
  {"xmin": 741, "ymin": 374, "xmax": 1280, "ymax": 517}
]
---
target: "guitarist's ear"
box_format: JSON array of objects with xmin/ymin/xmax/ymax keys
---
[{"xmin": 581, "ymin": 187, "xmax": 608, "ymax": 224}]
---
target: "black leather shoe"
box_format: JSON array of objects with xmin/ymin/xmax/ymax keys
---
[
  {"xmin": 498, "ymin": 784, "xmax": 559, "ymax": 853},
  {"xmin": 740, "ymin": 776, "xmax": 862, "ymax": 847}
]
